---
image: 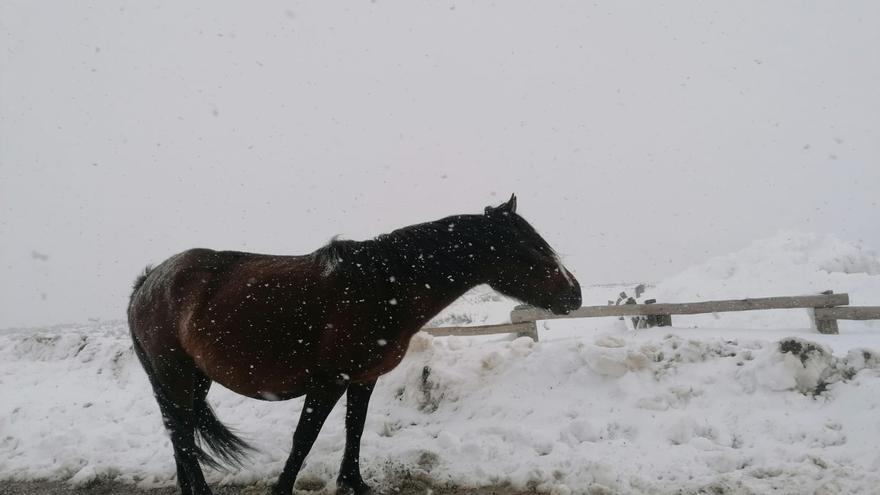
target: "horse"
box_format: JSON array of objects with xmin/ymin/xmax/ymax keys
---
[{"xmin": 127, "ymin": 194, "xmax": 581, "ymax": 495}]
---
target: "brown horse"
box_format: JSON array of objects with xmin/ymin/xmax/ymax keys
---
[{"xmin": 128, "ymin": 195, "xmax": 581, "ymax": 495}]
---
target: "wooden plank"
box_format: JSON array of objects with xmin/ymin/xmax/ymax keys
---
[
  {"xmin": 510, "ymin": 293, "xmax": 850, "ymax": 323},
  {"xmin": 814, "ymin": 306, "xmax": 880, "ymax": 321},
  {"xmin": 423, "ymin": 321, "xmax": 536, "ymax": 338}
]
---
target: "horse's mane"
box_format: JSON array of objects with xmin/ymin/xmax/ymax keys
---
[
  {"xmin": 313, "ymin": 211, "xmax": 556, "ymax": 277},
  {"xmin": 314, "ymin": 236, "xmax": 357, "ymax": 263},
  {"xmin": 314, "ymin": 215, "xmax": 479, "ymax": 275}
]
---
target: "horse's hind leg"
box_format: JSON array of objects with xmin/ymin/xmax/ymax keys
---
[
  {"xmin": 168, "ymin": 418, "xmax": 210, "ymax": 495},
  {"xmin": 134, "ymin": 340, "xmax": 213, "ymax": 495},
  {"xmin": 159, "ymin": 366, "xmax": 213, "ymax": 495}
]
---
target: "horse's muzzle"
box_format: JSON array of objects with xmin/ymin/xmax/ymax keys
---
[{"xmin": 550, "ymin": 283, "xmax": 582, "ymax": 315}]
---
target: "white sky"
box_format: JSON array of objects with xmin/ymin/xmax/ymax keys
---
[{"xmin": 1, "ymin": 1, "xmax": 879, "ymax": 328}]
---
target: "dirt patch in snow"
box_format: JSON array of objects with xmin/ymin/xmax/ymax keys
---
[{"xmin": 0, "ymin": 480, "xmax": 536, "ymax": 495}]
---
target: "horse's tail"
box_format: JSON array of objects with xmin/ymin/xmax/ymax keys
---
[
  {"xmin": 131, "ymin": 265, "xmax": 153, "ymax": 294},
  {"xmin": 128, "ymin": 265, "xmax": 252, "ymax": 470},
  {"xmin": 191, "ymin": 396, "xmax": 253, "ymax": 469},
  {"xmin": 127, "ymin": 265, "xmax": 153, "ymax": 320},
  {"xmin": 130, "ymin": 333, "xmax": 252, "ymax": 470}
]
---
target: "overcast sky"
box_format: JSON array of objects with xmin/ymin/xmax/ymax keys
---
[{"xmin": 1, "ymin": 1, "xmax": 878, "ymax": 328}]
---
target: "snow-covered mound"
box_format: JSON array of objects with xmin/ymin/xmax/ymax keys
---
[
  {"xmin": 2, "ymin": 322, "xmax": 880, "ymax": 494},
  {"xmin": 425, "ymin": 286, "xmax": 517, "ymax": 328},
  {"xmin": 651, "ymin": 232, "xmax": 880, "ymax": 331},
  {"xmin": 657, "ymin": 231, "xmax": 880, "ymax": 298}
]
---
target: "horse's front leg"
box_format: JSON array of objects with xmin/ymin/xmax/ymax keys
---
[
  {"xmin": 272, "ymin": 382, "xmax": 346, "ymax": 495},
  {"xmin": 337, "ymin": 379, "xmax": 377, "ymax": 494}
]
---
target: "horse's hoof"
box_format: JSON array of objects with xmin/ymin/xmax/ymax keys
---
[
  {"xmin": 270, "ymin": 483, "xmax": 292, "ymax": 495},
  {"xmin": 336, "ymin": 477, "xmax": 373, "ymax": 495}
]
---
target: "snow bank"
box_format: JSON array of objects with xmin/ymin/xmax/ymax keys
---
[
  {"xmin": 425, "ymin": 286, "xmax": 517, "ymax": 328},
  {"xmin": 2, "ymin": 323, "xmax": 880, "ymax": 494},
  {"xmin": 650, "ymin": 231, "xmax": 880, "ymax": 331}
]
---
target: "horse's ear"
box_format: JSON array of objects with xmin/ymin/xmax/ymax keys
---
[
  {"xmin": 506, "ymin": 193, "xmax": 517, "ymax": 213},
  {"xmin": 485, "ymin": 193, "xmax": 518, "ymax": 217}
]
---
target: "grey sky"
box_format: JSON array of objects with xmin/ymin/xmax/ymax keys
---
[{"xmin": 2, "ymin": 1, "xmax": 878, "ymax": 328}]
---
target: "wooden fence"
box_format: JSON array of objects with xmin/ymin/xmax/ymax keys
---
[{"xmin": 423, "ymin": 291, "xmax": 880, "ymax": 341}]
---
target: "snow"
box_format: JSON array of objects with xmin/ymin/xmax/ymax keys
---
[
  {"xmin": 2, "ymin": 231, "xmax": 880, "ymax": 494},
  {"xmin": 650, "ymin": 231, "xmax": 880, "ymax": 331}
]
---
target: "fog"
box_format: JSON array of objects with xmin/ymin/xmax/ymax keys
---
[{"xmin": 2, "ymin": 1, "xmax": 878, "ymax": 328}]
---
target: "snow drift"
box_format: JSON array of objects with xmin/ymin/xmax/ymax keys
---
[{"xmin": 651, "ymin": 231, "xmax": 880, "ymax": 331}]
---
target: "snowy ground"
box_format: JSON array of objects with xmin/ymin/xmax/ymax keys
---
[{"xmin": 2, "ymin": 232, "xmax": 880, "ymax": 494}]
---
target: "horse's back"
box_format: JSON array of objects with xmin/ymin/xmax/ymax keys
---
[
  {"xmin": 131, "ymin": 248, "xmax": 227, "ymax": 308},
  {"xmin": 128, "ymin": 248, "xmax": 324, "ymax": 397},
  {"xmin": 129, "ymin": 247, "xmax": 312, "ymax": 322},
  {"xmin": 130, "ymin": 249, "xmax": 252, "ymax": 348},
  {"xmin": 130, "ymin": 248, "xmax": 228, "ymax": 351}
]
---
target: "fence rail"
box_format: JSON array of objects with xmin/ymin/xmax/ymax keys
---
[
  {"xmin": 423, "ymin": 321, "xmax": 538, "ymax": 339},
  {"xmin": 422, "ymin": 291, "xmax": 880, "ymax": 340},
  {"xmin": 814, "ymin": 306, "xmax": 880, "ymax": 321},
  {"xmin": 510, "ymin": 294, "xmax": 849, "ymax": 322}
]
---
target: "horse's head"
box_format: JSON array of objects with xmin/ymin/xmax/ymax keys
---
[{"xmin": 481, "ymin": 194, "xmax": 582, "ymax": 315}]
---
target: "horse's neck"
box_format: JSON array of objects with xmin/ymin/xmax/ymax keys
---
[
  {"xmin": 383, "ymin": 274, "xmax": 476, "ymax": 337},
  {"xmin": 366, "ymin": 226, "xmax": 487, "ymax": 333}
]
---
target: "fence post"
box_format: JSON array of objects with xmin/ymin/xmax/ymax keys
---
[
  {"xmin": 642, "ymin": 299, "xmax": 672, "ymax": 327},
  {"xmin": 510, "ymin": 306, "xmax": 539, "ymax": 341},
  {"xmin": 515, "ymin": 321, "xmax": 539, "ymax": 341},
  {"xmin": 812, "ymin": 290, "xmax": 840, "ymax": 335},
  {"xmin": 813, "ymin": 309, "xmax": 839, "ymax": 334}
]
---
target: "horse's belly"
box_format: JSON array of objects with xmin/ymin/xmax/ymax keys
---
[
  {"xmin": 182, "ymin": 316, "xmax": 412, "ymax": 395},
  {"xmin": 183, "ymin": 332, "xmax": 314, "ymax": 401},
  {"xmin": 203, "ymin": 359, "xmax": 312, "ymax": 401}
]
